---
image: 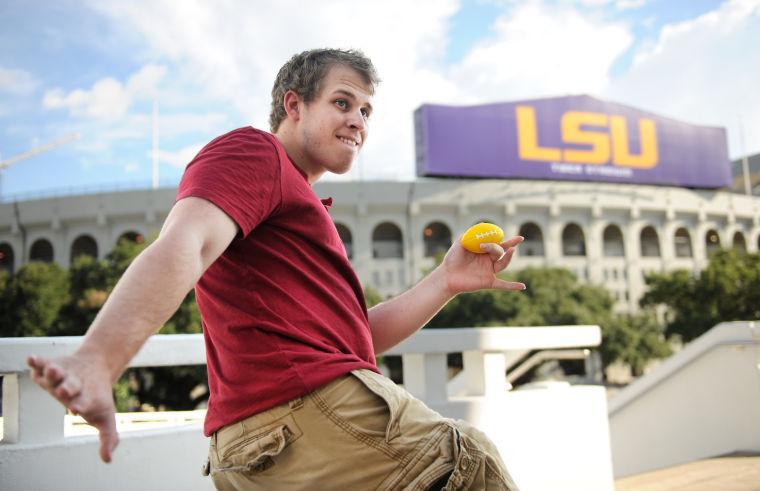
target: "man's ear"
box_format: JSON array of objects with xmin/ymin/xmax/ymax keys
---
[{"xmin": 283, "ymin": 90, "xmax": 301, "ymax": 122}]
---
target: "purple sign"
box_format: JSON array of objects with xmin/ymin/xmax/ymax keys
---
[{"xmin": 415, "ymin": 95, "xmax": 731, "ymax": 188}]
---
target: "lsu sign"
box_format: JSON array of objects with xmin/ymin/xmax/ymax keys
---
[{"xmin": 415, "ymin": 95, "xmax": 731, "ymax": 188}]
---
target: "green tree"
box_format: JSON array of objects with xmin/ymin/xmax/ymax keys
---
[
  {"xmin": 426, "ymin": 266, "xmax": 671, "ymax": 378},
  {"xmin": 600, "ymin": 312, "xmax": 671, "ymax": 376},
  {"xmin": 363, "ymin": 285, "xmax": 384, "ymax": 309},
  {"xmin": 49, "ymin": 255, "xmax": 111, "ymax": 336},
  {"xmin": 641, "ymin": 249, "xmax": 760, "ymax": 342},
  {"xmin": 0, "ymin": 262, "xmax": 69, "ymax": 337}
]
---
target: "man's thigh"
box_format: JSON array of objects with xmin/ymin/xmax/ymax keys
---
[
  {"xmin": 208, "ymin": 374, "xmax": 402, "ymax": 490},
  {"xmin": 207, "ymin": 370, "xmax": 517, "ymax": 490}
]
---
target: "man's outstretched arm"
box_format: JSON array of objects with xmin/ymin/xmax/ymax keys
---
[
  {"xmin": 27, "ymin": 197, "xmax": 237, "ymax": 463},
  {"xmin": 368, "ymin": 235, "xmax": 525, "ymax": 355}
]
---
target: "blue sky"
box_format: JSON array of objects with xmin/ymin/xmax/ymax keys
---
[{"xmin": 1, "ymin": 0, "xmax": 758, "ymax": 199}]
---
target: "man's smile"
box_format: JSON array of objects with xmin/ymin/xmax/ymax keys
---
[{"xmin": 337, "ymin": 135, "xmax": 360, "ymax": 147}]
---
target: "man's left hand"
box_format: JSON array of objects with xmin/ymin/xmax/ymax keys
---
[{"xmin": 439, "ymin": 235, "xmax": 526, "ymax": 296}]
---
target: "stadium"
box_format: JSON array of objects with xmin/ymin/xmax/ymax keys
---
[{"xmin": 1, "ymin": 95, "xmax": 758, "ymax": 313}]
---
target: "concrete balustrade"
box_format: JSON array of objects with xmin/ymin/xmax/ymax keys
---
[
  {"xmin": 608, "ymin": 321, "xmax": 760, "ymax": 477},
  {"xmin": 0, "ymin": 326, "xmax": 613, "ymax": 490}
]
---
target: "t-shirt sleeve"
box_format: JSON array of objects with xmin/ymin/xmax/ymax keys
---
[{"xmin": 176, "ymin": 129, "xmax": 281, "ymax": 237}]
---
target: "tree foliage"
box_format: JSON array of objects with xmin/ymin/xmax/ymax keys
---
[
  {"xmin": 641, "ymin": 249, "xmax": 760, "ymax": 342},
  {"xmin": 427, "ymin": 267, "xmax": 671, "ymax": 377},
  {"xmin": 0, "ymin": 236, "xmax": 206, "ymax": 411},
  {"xmin": 363, "ymin": 285, "xmax": 384, "ymax": 309},
  {"xmin": 0, "ymin": 262, "xmax": 69, "ymax": 338},
  {"xmin": 600, "ymin": 313, "xmax": 671, "ymax": 376}
]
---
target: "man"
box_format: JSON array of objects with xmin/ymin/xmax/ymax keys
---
[{"xmin": 28, "ymin": 49, "xmax": 523, "ymax": 489}]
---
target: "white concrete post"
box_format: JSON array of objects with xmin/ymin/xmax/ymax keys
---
[
  {"xmin": 2, "ymin": 372, "xmax": 66, "ymax": 444},
  {"xmin": 463, "ymin": 351, "xmax": 510, "ymax": 396},
  {"xmin": 402, "ymin": 353, "xmax": 448, "ymax": 403}
]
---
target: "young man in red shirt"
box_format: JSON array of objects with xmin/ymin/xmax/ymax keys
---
[{"xmin": 29, "ymin": 49, "xmax": 523, "ymax": 490}]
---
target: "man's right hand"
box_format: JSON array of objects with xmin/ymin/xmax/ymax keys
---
[{"xmin": 27, "ymin": 354, "xmax": 119, "ymax": 463}]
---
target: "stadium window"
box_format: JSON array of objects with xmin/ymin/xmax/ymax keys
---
[
  {"xmin": 562, "ymin": 223, "xmax": 586, "ymax": 256},
  {"xmin": 30, "ymin": 238, "xmax": 54, "ymax": 263},
  {"xmin": 732, "ymin": 231, "xmax": 747, "ymax": 253},
  {"xmin": 674, "ymin": 228, "xmax": 693, "ymax": 258},
  {"xmin": 372, "ymin": 222, "xmax": 404, "ymax": 259},
  {"xmin": 0, "ymin": 242, "xmax": 14, "ymax": 274},
  {"xmin": 70, "ymin": 235, "xmax": 98, "ymax": 263},
  {"xmin": 640, "ymin": 226, "xmax": 661, "ymax": 257},
  {"xmin": 705, "ymin": 229, "xmax": 721, "ymax": 256},
  {"xmin": 423, "ymin": 221, "xmax": 452, "ymax": 257},
  {"xmin": 602, "ymin": 225, "xmax": 625, "ymax": 256},
  {"xmin": 335, "ymin": 223, "xmax": 354, "ymax": 259},
  {"xmin": 518, "ymin": 222, "xmax": 544, "ymax": 256}
]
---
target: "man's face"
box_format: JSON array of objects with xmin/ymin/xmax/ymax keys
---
[{"xmin": 296, "ymin": 64, "xmax": 374, "ymax": 176}]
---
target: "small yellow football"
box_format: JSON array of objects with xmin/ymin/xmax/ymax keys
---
[{"xmin": 460, "ymin": 222, "xmax": 505, "ymax": 254}]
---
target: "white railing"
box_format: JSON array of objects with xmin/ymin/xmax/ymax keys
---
[
  {"xmin": 0, "ymin": 326, "xmax": 613, "ymax": 491},
  {"xmin": 0, "ymin": 334, "xmax": 204, "ymax": 445},
  {"xmin": 608, "ymin": 321, "xmax": 760, "ymax": 478}
]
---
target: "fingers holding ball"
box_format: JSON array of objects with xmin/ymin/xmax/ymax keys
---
[{"xmin": 460, "ymin": 223, "xmax": 504, "ymax": 254}]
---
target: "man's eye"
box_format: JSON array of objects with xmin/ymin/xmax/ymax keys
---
[
  {"xmin": 361, "ymin": 108, "xmax": 370, "ymax": 119},
  {"xmin": 336, "ymin": 99, "xmax": 347, "ymax": 109}
]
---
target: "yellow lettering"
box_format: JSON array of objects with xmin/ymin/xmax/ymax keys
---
[
  {"xmin": 610, "ymin": 116, "xmax": 658, "ymax": 168},
  {"xmin": 516, "ymin": 105, "xmax": 562, "ymax": 162},
  {"xmin": 561, "ymin": 111, "xmax": 610, "ymax": 164}
]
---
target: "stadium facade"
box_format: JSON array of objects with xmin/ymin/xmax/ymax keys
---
[{"xmin": 0, "ymin": 96, "xmax": 758, "ymax": 313}]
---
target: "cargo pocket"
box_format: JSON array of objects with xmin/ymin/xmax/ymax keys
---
[
  {"xmin": 313, "ymin": 370, "xmax": 402, "ymax": 447},
  {"xmin": 213, "ymin": 423, "xmax": 298, "ymax": 476},
  {"xmin": 349, "ymin": 369, "xmax": 403, "ymax": 443}
]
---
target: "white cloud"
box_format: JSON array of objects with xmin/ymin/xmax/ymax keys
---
[
  {"xmin": 158, "ymin": 112, "xmax": 229, "ymax": 139},
  {"xmin": 0, "ymin": 67, "xmax": 39, "ymax": 95},
  {"xmin": 450, "ymin": 3, "xmax": 632, "ymax": 99},
  {"xmin": 158, "ymin": 143, "xmax": 204, "ymax": 168},
  {"xmin": 127, "ymin": 65, "xmax": 167, "ymax": 99},
  {"xmin": 42, "ymin": 64, "xmax": 166, "ymax": 120},
  {"xmin": 124, "ymin": 162, "xmax": 141, "ymax": 173},
  {"xmin": 82, "ymin": 0, "xmax": 760, "ymax": 182},
  {"xmin": 86, "ymin": 0, "xmax": 460, "ymax": 180},
  {"xmin": 605, "ymin": 0, "xmax": 760, "ymax": 157},
  {"xmin": 615, "ymin": 0, "xmax": 646, "ymax": 10},
  {"xmin": 43, "ymin": 78, "xmax": 130, "ymax": 119}
]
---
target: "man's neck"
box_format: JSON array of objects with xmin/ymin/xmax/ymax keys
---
[{"xmin": 273, "ymin": 128, "xmax": 324, "ymax": 185}]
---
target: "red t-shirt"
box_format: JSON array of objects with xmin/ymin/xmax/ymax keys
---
[{"xmin": 176, "ymin": 127, "xmax": 378, "ymax": 436}]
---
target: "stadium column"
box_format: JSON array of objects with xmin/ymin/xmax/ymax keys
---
[
  {"xmin": 545, "ymin": 203, "xmax": 563, "ymax": 267},
  {"xmin": 587, "ymin": 218, "xmax": 606, "ymax": 284},
  {"xmin": 625, "ymin": 211, "xmax": 643, "ymax": 311}
]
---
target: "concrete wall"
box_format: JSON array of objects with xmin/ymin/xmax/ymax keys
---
[
  {"xmin": 608, "ymin": 322, "xmax": 760, "ymax": 477},
  {"xmin": 434, "ymin": 386, "xmax": 614, "ymax": 491},
  {"xmin": 1, "ymin": 327, "xmax": 614, "ymax": 490},
  {"xmin": 0, "ymin": 426, "xmax": 213, "ymax": 491}
]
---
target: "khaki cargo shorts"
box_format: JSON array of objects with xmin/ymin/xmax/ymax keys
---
[{"xmin": 205, "ymin": 369, "xmax": 519, "ymax": 490}]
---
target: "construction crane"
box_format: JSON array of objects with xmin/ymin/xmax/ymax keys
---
[{"xmin": 0, "ymin": 132, "xmax": 80, "ymax": 197}]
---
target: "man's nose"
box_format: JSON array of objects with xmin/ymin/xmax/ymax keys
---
[{"xmin": 347, "ymin": 109, "xmax": 366, "ymax": 131}]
